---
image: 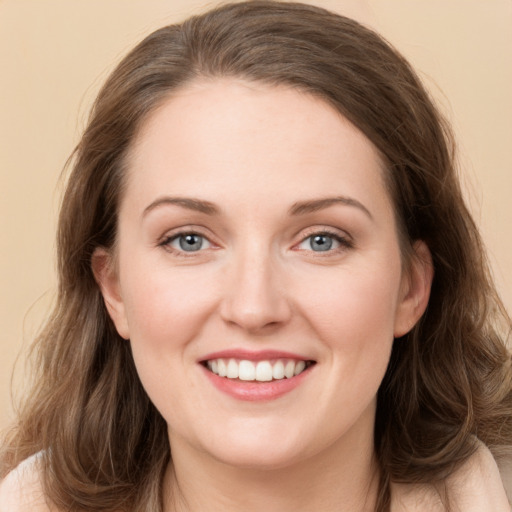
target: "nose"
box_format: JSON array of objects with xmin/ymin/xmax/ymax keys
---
[{"xmin": 219, "ymin": 245, "xmax": 292, "ymax": 334}]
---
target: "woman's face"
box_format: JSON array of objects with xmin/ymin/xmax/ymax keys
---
[{"xmin": 95, "ymin": 79, "xmax": 431, "ymax": 469}]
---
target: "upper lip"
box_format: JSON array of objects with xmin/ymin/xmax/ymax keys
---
[{"xmin": 199, "ymin": 349, "xmax": 313, "ymax": 363}]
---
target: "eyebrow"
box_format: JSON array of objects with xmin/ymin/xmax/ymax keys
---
[
  {"xmin": 289, "ymin": 196, "xmax": 373, "ymax": 219},
  {"xmin": 143, "ymin": 196, "xmax": 219, "ymax": 217},
  {"xmin": 142, "ymin": 195, "xmax": 372, "ymax": 220}
]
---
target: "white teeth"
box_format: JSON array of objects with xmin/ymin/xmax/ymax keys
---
[
  {"xmin": 226, "ymin": 359, "xmax": 239, "ymax": 378},
  {"xmin": 284, "ymin": 360, "xmax": 295, "ymax": 379},
  {"xmin": 272, "ymin": 360, "xmax": 285, "ymax": 379},
  {"xmin": 256, "ymin": 361, "xmax": 273, "ymax": 382},
  {"xmin": 205, "ymin": 358, "xmax": 311, "ymax": 382},
  {"xmin": 294, "ymin": 360, "xmax": 306, "ymax": 376},
  {"xmin": 239, "ymin": 360, "xmax": 256, "ymax": 381},
  {"xmin": 217, "ymin": 359, "xmax": 227, "ymax": 377}
]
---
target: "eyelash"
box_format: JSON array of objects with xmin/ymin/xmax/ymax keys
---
[
  {"xmin": 158, "ymin": 228, "xmax": 353, "ymax": 256},
  {"xmin": 158, "ymin": 230, "xmax": 213, "ymax": 257},
  {"xmin": 296, "ymin": 229, "xmax": 354, "ymax": 254}
]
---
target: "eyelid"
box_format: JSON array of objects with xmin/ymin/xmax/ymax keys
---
[
  {"xmin": 156, "ymin": 225, "xmax": 353, "ymax": 256},
  {"xmin": 293, "ymin": 226, "xmax": 354, "ymax": 252},
  {"xmin": 157, "ymin": 226, "xmax": 219, "ymax": 256}
]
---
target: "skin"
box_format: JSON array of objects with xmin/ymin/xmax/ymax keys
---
[
  {"xmin": 0, "ymin": 79, "xmax": 509, "ymax": 512},
  {"xmin": 1, "ymin": 444, "xmax": 508, "ymax": 511},
  {"xmin": 94, "ymin": 79, "xmax": 433, "ymax": 511}
]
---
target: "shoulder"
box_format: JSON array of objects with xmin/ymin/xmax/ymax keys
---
[
  {"xmin": 447, "ymin": 441, "xmax": 511, "ymax": 511},
  {"xmin": 391, "ymin": 442, "xmax": 511, "ymax": 512},
  {"xmin": 0, "ymin": 453, "xmax": 54, "ymax": 512}
]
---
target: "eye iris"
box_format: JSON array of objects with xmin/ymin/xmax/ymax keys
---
[
  {"xmin": 179, "ymin": 234, "xmax": 203, "ymax": 251},
  {"xmin": 311, "ymin": 234, "xmax": 333, "ymax": 251}
]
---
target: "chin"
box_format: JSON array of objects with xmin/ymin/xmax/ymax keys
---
[
  {"xmin": 211, "ymin": 444, "xmax": 307, "ymax": 471},
  {"xmin": 199, "ymin": 422, "xmax": 321, "ymax": 471}
]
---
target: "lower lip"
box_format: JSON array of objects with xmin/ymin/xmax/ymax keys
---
[{"xmin": 200, "ymin": 364, "xmax": 314, "ymax": 401}]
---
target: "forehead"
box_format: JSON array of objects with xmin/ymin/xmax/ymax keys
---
[{"xmin": 123, "ymin": 78, "xmax": 391, "ymax": 217}]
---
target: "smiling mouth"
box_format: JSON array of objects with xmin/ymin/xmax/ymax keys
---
[{"xmin": 202, "ymin": 358, "xmax": 316, "ymax": 382}]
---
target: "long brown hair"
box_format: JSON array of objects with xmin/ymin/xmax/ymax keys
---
[{"xmin": 2, "ymin": 2, "xmax": 511, "ymax": 511}]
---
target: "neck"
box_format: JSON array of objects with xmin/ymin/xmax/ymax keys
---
[{"xmin": 163, "ymin": 418, "xmax": 380, "ymax": 512}]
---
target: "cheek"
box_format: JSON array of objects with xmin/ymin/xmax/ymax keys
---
[
  {"xmin": 298, "ymin": 262, "xmax": 402, "ymax": 347},
  {"xmin": 117, "ymin": 264, "xmax": 215, "ymax": 413},
  {"xmin": 294, "ymin": 259, "xmax": 401, "ymax": 408},
  {"xmin": 121, "ymin": 262, "xmax": 216, "ymax": 346},
  {"xmin": 118, "ymin": 263, "xmax": 218, "ymax": 418}
]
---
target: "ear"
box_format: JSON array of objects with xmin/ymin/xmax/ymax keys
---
[
  {"xmin": 394, "ymin": 240, "xmax": 434, "ymax": 338},
  {"xmin": 91, "ymin": 248, "xmax": 130, "ymax": 340}
]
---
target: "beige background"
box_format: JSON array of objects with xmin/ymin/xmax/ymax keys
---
[{"xmin": 1, "ymin": 0, "xmax": 511, "ymax": 431}]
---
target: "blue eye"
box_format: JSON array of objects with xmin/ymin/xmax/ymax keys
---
[
  {"xmin": 168, "ymin": 233, "xmax": 211, "ymax": 252},
  {"xmin": 309, "ymin": 234, "xmax": 334, "ymax": 251},
  {"xmin": 307, "ymin": 235, "xmax": 336, "ymax": 252},
  {"xmin": 298, "ymin": 233, "xmax": 348, "ymax": 252}
]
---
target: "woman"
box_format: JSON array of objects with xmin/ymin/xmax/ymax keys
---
[{"xmin": 1, "ymin": 1, "xmax": 511, "ymax": 511}]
